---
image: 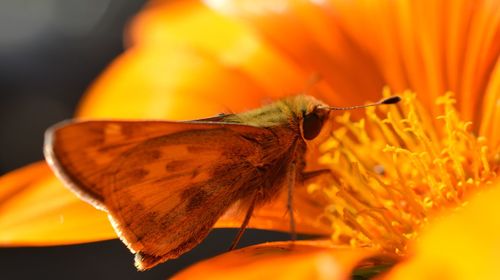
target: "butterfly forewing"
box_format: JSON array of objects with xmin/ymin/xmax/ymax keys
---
[
  {"xmin": 44, "ymin": 121, "xmax": 234, "ymax": 208},
  {"xmin": 44, "ymin": 120, "xmax": 295, "ymax": 270}
]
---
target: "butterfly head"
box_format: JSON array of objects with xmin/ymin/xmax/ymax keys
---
[
  {"xmin": 299, "ymin": 99, "xmax": 331, "ymax": 141},
  {"xmin": 287, "ymin": 95, "xmax": 401, "ymax": 141},
  {"xmin": 280, "ymin": 95, "xmax": 331, "ymax": 141}
]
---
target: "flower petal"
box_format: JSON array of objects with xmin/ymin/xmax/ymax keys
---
[
  {"xmin": 173, "ymin": 240, "xmax": 379, "ymax": 280},
  {"xmin": 386, "ymin": 180, "xmax": 500, "ymax": 280},
  {"xmin": 77, "ymin": 46, "xmax": 268, "ymax": 120},
  {"xmin": 0, "ymin": 162, "xmax": 115, "ymax": 245},
  {"xmin": 457, "ymin": 0, "xmax": 500, "ymax": 124},
  {"xmin": 205, "ymin": 0, "xmax": 385, "ymax": 107},
  {"xmin": 206, "ymin": 0, "xmax": 499, "ymax": 127},
  {"xmin": 77, "ymin": 1, "xmax": 337, "ymax": 121},
  {"xmin": 479, "ymin": 59, "xmax": 500, "ymax": 150},
  {"xmin": 128, "ymin": 1, "xmax": 346, "ymax": 104}
]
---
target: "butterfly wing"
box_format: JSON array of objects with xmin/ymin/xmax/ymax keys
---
[
  {"xmin": 44, "ymin": 120, "xmax": 233, "ymax": 208},
  {"xmin": 44, "ymin": 120, "xmax": 295, "ymax": 270}
]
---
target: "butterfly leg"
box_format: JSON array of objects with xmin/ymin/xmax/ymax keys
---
[
  {"xmin": 287, "ymin": 169, "xmax": 332, "ymax": 241},
  {"xmin": 287, "ymin": 162, "xmax": 297, "ymax": 241},
  {"xmin": 302, "ymin": 169, "xmax": 332, "ymax": 182},
  {"xmin": 228, "ymin": 189, "xmax": 261, "ymax": 251}
]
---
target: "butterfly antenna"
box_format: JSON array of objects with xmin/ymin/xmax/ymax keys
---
[{"xmin": 323, "ymin": 96, "xmax": 401, "ymax": 111}]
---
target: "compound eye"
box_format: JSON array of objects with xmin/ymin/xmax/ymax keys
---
[{"xmin": 302, "ymin": 112, "xmax": 323, "ymax": 140}]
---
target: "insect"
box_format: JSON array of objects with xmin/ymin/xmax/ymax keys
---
[{"xmin": 44, "ymin": 94, "xmax": 400, "ymax": 270}]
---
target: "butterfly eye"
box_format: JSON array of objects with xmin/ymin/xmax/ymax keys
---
[{"xmin": 302, "ymin": 112, "xmax": 324, "ymax": 140}]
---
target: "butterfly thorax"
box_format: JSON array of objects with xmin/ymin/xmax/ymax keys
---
[
  {"xmin": 221, "ymin": 95, "xmax": 326, "ymax": 129},
  {"xmin": 212, "ymin": 95, "xmax": 327, "ymax": 203}
]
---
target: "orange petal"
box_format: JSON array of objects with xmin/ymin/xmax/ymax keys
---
[
  {"xmin": 77, "ymin": 0, "xmax": 498, "ymax": 132},
  {"xmin": 457, "ymin": 0, "xmax": 500, "ymax": 124},
  {"xmin": 78, "ymin": 1, "xmax": 299, "ymax": 120},
  {"xmin": 76, "ymin": 46, "xmax": 268, "ymax": 120},
  {"xmin": 129, "ymin": 1, "xmax": 346, "ymax": 104},
  {"xmin": 478, "ymin": 59, "xmax": 500, "ymax": 150},
  {"xmin": 206, "ymin": 0, "xmax": 499, "ymax": 129},
  {"xmin": 385, "ymin": 180, "xmax": 500, "ymax": 280},
  {"xmin": 0, "ymin": 162, "xmax": 115, "ymax": 245},
  {"xmin": 80, "ymin": 0, "xmax": 361, "ymax": 122},
  {"xmin": 206, "ymin": 0, "xmax": 384, "ymax": 107},
  {"xmin": 173, "ymin": 240, "xmax": 379, "ymax": 280}
]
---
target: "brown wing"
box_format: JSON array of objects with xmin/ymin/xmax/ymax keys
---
[
  {"xmin": 44, "ymin": 120, "xmax": 237, "ymax": 209},
  {"xmin": 44, "ymin": 120, "xmax": 293, "ymax": 270}
]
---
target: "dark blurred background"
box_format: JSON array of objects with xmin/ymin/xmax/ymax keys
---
[{"xmin": 0, "ymin": 1, "xmax": 291, "ymax": 279}]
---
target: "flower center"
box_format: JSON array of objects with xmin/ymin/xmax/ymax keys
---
[{"xmin": 311, "ymin": 90, "xmax": 498, "ymax": 255}]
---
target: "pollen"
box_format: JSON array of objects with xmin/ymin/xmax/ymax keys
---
[{"xmin": 311, "ymin": 90, "xmax": 498, "ymax": 255}]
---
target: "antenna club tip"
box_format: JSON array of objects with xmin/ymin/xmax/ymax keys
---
[{"xmin": 381, "ymin": 96, "xmax": 401, "ymax": 105}]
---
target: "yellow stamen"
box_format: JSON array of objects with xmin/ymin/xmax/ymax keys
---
[{"xmin": 311, "ymin": 90, "xmax": 498, "ymax": 255}]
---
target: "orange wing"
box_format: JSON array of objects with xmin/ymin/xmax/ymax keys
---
[{"xmin": 44, "ymin": 120, "xmax": 289, "ymax": 270}]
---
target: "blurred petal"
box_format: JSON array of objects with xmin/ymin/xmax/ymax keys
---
[
  {"xmin": 78, "ymin": 1, "xmax": 302, "ymax": 120},
  {"xmin": 128, "ymin": 1, "xmax": 345, "ymax": 104},
  {"xmin": 77, "ymin": 46, "xmax": 267, "ymax": 120},
  {"xmin": 479, "ymin": 59, "xmax": 500, "ymax": 150},
  {"xmin": 79, "ymin": 0, "xmax": 357, "ymax": 122},
  {"xmin": 205, "ymin": 0, "xmax": 384, "ymax": 107},
  {"xmin": 173, "ymin": 240, "xmax": 380, "ymax": 280},
  {"xmin": 386, "ymin": 180, "xmax": 500, "ymax": 280},
  {"xmin": 206, "ymin": 0, "xmax": 499, "ymax": 129},
  {"xmin": 457, "ymin": 0, "xmax": 499, "ymax": 124},
  {"xmin": 0, "ymin": 162, "xmax": 115, "ymax": 245}
]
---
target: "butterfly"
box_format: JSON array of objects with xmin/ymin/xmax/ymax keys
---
[{"xmin": 44, "ymin": 94, "xmax": 400, "ymax": 270}]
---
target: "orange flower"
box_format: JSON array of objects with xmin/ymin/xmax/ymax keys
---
[{"xmin": 0, "ymin": 0, "xmax": 499, "ymax": 279}]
